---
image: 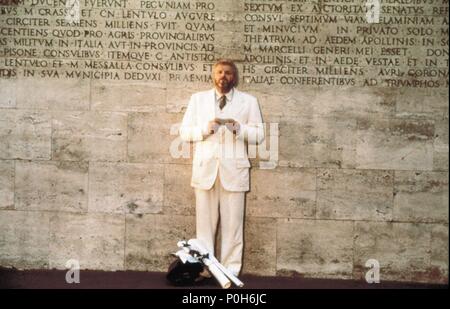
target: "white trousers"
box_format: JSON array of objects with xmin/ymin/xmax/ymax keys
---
[{"xmin": 194, "ymin": 175, "xmax": 245, "ymax": 277}]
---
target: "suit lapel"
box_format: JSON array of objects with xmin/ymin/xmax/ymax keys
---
[
  {"xmin": 205, "ymin": 88, "xmax": 245, "ymax": 119},
  {"xmin": 228, "ymin": 89, "xmax": 245, "ymax": 117},
  {"xmin": 206, "ymin": 88, "xmax": 216, "ymax": 119}
]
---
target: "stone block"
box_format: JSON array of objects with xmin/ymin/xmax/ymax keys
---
[
  {"xmin": 278, "ymin": 116, "xmax": 357, "ymax": 168},
  {"xmin": 242, "ymin": 217, "xmax": 277, "ymax": 276},
  {"xmin": 0, "ymin": 79, "xmax": 16, "ymax": 108},
  {"xmin": 312, "ymin": 87, "xmax": 396, "ymax": 118},
  {"xmin": 15, "ymin": 161, "xmax": 88, "ymax": 213},
  {"xmin": 354, "ymin": 222, "xmax": 432, "ymax": 283},
  {"xmin": 0, "ymin": 210, "xmax": 50, "ymax": 269},
  {"xmin": 395, "ymin": 88, "xmax": 448, "ymax": 119},
  {"xmin": 247, "ymin": 167, "xmax": 316, "ymax": 218},
  {"xmin": 317, "ymin": 169, "xmax": 394, "ymax": 221},
  {"xmin": 243, "ymin": 88, "xmax": 317, "ymax": 119},
  {"xmin": 277, "ymin": 219, "xmax": 354, "ymax": 279},
  {"xmin": 163, "ymin": 163, "xmax": 195, "ymax": 216},
  {"xmin": 430, "ymin": 224, "xmax": 449, "ymax": 284},
  {"xmin": 52, "ymin": 111, "xmax": 127, "ymax": 162},
  {"xmin": 166, "ymin": 87, "xmax": 207, "ymax": 114},
  {"xmin": 434, "ymin": 117, "xmax": 449, "ymax": 171},
  {"xmin": 356, "ymin": 118, "xmax": 434, "ymax": 170},
  {"xmin": 0, "ymin": 160, "xmax": 14, "ymax": 209},
  {"xmin": 49, "ymin": 212, "xmax": 125, "ymax": 271},
  {"xmin": 125, "ymin": 214, "xmax": 195, "ymax": 272},
  {"xmin": 394, "ymin": 171, "xmax": 448, "ymax": 223},
  {"xmin": 127, "ymin": 112, "xmax": 180, "ymax": 163},
  {"xmin": 16, "ymin": 78, "xmax": 89, "ymax": 110},
  {"xmin": 248, "ymin": 87, "xmax": 395, "ymax": 119},
  {"xmin": 0, "ymin": 110, "xmax": 51, "ymax": 160},
  {"xmin": 89, "ymin": 162, "xmax": 164, "ymax": 214},
  {"xmin": 91, "ymin": 81, "xmax": 167, "ymax": 112}
]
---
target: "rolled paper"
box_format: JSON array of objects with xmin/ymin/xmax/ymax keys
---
[{"xmin": 187, "ymin": 238, "xmax": 244, "ymax": 288}]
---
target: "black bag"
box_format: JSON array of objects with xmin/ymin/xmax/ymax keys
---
[{"xmin": 166, "ymin": 258, "xmax": 204, "ymax": 286}]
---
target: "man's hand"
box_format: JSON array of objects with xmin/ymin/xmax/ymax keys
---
[
  {"xmin": 223, "ymin": 119, "xmax": 240, "ymax": 135},
  {"xmin": 207, "ymin": 119, "xmax": 221, "ymax": 135},
  {"xmin": 214, "ymin": 118, "xmax": 233, "ymax": 125},
  {"xmin": 207, "ymin": 118, "xmax": 240, "ymax": 135}
]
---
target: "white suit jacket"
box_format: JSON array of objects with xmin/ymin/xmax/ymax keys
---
[{"xmin": 180, "ymin": 88, "xmax": 265, "ymax": 192}]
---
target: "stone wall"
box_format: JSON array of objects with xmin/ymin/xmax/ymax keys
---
[{"xmin": 0, "ymin": 0, "xmax": 448, "ymax": 284}]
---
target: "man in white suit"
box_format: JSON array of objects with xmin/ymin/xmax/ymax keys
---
[{"xmin": 179, "ymin": 59, "xmax": 265, "ymax": 278}]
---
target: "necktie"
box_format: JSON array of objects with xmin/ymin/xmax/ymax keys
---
[{"xmin": 219, "ymin": 95, "xmax": 226, "ymax": 110}]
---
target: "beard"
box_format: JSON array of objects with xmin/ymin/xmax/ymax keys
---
[{"xmin": 215, "ymin": 78, "xmax": 233, "ymax": 93}]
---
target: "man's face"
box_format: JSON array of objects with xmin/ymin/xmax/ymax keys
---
[{"xmin": 213, "ymin": 64, "xmax": 235, "ymax": 93}]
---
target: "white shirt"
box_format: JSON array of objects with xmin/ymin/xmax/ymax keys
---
[
  {"xmin": 214, "ymin": 88, "xmax": 234, "ymax": 116},
  {"xmin": 202, "ymin": 88, "xmax": 237, "ymax": 136}
]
